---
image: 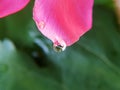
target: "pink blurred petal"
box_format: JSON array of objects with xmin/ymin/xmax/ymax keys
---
[
  {"xmin": 0, "ymin": 0, "xmax": 30, "ymax": 18},
  {"xmin": 33, "ymin": 0, "xmax": 94, "ymax": 46}
]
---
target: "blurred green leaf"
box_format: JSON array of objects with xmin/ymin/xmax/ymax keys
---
[
  {"xmin": 94, "ymin": 0, "xmax": 113, "ymax": 8},
  {"xmin": 95, "ymin": 0, "xmax": 112, "ymax": 4},
  {"xmin": 0, "ymin": 39, "xmax": 63, "ymax": 90}
]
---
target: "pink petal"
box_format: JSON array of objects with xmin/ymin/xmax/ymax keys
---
[
  {"xmin": 0, "ymin": 0, "xmax": 30, "ymax": 18},
  {"xmin": 33, "ymin": 0, "xmax": 94, "ymax": 46}
]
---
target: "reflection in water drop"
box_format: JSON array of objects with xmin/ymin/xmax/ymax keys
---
[
  {"xmin": 38, "ymin": 21, "xmax": 45, "ymax": 29},
  {"xmin": 53, "ymin": 40, "xmax": 66, "ymax": 52}
]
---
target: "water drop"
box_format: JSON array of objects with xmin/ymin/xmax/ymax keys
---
[
  {"xmin": 38, "ymin": 21, "xmax": 45, "ymax": 29},
  {"xmin": 53, "ymin": 40, "xmax": 66, "ymax": 52}
]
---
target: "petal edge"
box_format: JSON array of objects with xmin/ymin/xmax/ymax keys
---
[{"xmin": 0, "ymin": 0, "xmax": 30, "ymax": 18}]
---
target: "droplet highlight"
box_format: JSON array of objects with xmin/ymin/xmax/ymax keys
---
[
  {"xmin": 38, "ymin": 21, "xmax": 45, "ymax": 29},
  {"xmin": 53, "ymin": 40, "xmax": 66, "ymax": 52}
]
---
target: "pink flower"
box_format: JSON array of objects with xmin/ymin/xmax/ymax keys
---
[
  {"xmin": 0, "ymin": 0, "xmax": 30, "ymax": 18},
  {"xmin": 0, "ymin": 0, "xmax": 94, "ymax": 48},
  {"xmin": 33, "ymin": 0, "xmax": 94, "ymax": 48}
]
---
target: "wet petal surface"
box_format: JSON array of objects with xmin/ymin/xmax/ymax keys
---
[{"xmin": 33, "ymin": 0, "xmax": 94, "ymax": 46}]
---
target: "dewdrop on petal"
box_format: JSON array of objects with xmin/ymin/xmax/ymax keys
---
[
  {"xmin": 33, "ymin": 0, "xmax": 94, "ymax": 51},
  {"xmin": 38, "ymin": 21, "xmax": 45, "ymax": 29},
  {"xmin": 53, "ymin": 39, "xmax": 66, "ymax": 52}
]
